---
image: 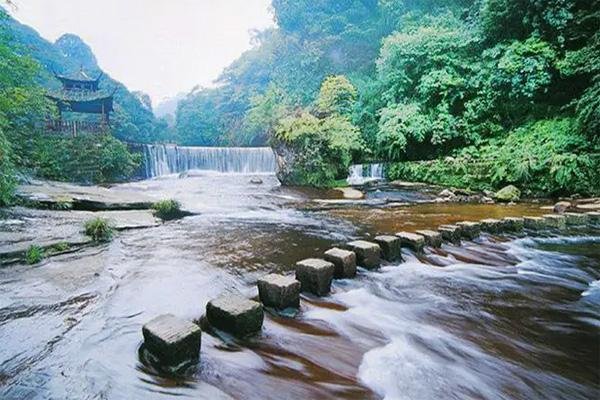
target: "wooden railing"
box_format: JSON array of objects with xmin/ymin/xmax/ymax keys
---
[{"xmin": 45, "ymin": 120, "xmax": 110, "ymax": 136}]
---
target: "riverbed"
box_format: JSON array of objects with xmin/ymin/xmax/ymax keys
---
[{"xmin": 1, "ymin": 172, "xmax": 598, "ymax": 399}]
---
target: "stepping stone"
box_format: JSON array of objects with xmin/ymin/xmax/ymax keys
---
[
  {"xmin": 563, "ymin": 212, "xmax": 588, "ymax": 225},
  {"xmin": 502, "ymin": 217, "xmax": 524, "ymax": 231},
  {"xmin": 523, "ymin": 216, "xmax": 545, "ymax": 230},
  {"xmin": 295, "ymin": 258, "xmax": 335, "ymax": 296},
  {"xmin": 480, "ymin": 218, "xmax": 502, "ymax": 233},
  {"xmin": 374, "ymin": 235, "xmax": 403, "ymax": 261},
  {"xmin": 587, "ymin": 212, "xmax": 600, "ymax": 224},
  {"xmin": 456, "ymin": 221, "xmax": 481, "ymax": 240},
  {"xmin": 437, "ymin": 225, "xmax": 461, "ymax": 244},
  {"xmin": 257, "ymin": 274, "xmax": 301, "ymax": 310},
  {"xmin": 396, "ymin": 231, "xmax": 425, "ymax": 252},
  {"xmin": 324, "ymin": 247, "xmax": 357, "ymax": 278},
  {"xmin": 346, "ymin": 240, "xmax": 381, "ymax": 269},
  {"xmin": 142, "ymin": 314, "xmax": 201, "ymax": 365},
  {"xmin": 206, "ymin": 295, "xmax": 264, "ymax": 337},
  {"xmin": 415, "ymin": 230, "xmax": 442, "ymax": 248},
  {"xmin": 543, "ymin": 214, "xmax": 566, "ymax": 229}
]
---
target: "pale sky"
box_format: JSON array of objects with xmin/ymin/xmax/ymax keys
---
[{"xmin": 8, "ymin": 0, "xmax": 274, "ymax": 105}]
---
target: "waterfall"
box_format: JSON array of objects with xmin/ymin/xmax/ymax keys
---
[
  {"xmin": 347, "ymin": 163, "xmax": 384, "ymax": 185},
  {"xmin": 141, "ymin": 144, "xmax": 277, "ymax": 178}
]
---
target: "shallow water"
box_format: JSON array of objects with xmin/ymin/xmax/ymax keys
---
[{"xmin": 1, "ymin": 172, "xmax": 598, "ymax": 399}]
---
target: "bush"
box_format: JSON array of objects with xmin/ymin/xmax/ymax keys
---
[
  {"xmin": 25, "ymin": 245, "xmax": 43, "ymax": 264},
  {"xmin": 152, "ymin": 199, "xmax": 184, "ymax": 221},
  {"xmin": 0, "ymin": 130, "xmax": 15, "ymax": 206},
  {"xmin": 84, "ymin": 217, "xmax": 113, "ymax": 242}
]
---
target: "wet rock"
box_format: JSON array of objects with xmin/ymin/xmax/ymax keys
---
[
  {"xmin": 295, "ymin": 258, "xmax": 335, "ymax": 296},
  {"xmin": 438, "ymin": 189, "xmax": 456, "ymax": 199},
  {"xmin": 586, "ymin": 212, "xmax": 600, "ymax": 224},
  {"xmin": 395, "ymin": 232, "xmax": 425, "ymax": 253},
  {"xmin": 481, "ymin": 196, "xmax": 494, "ymax": 204},
  {"xmin": 456, "ymin": 221, "xmax": 481, "ymax": 240},
  {"xmin": 563, "ymin": 212, "xmax": 588, "ymax": 225},
  {"xmin": 543, "ymin": 214, "xmax": 566, "ymax": 229},
  {"xmin": 334, "ymin": 187, "xmax": 364, "ymax": 200},
  {"xmin": 389, "ymin": 180, "xmax": 428, "ymax": 188},
  {"xmin": 415, "ymin": 230, "xmax": 442, "ymax": 248},
  {"xmin": 324, "ymin": 247, "xmax": 357, "ymax": 278},
  {"xmin": 249, "ymin": 177, "xmax": 264, "ymax": 185},
  {"xmin": 374, "ymin": 235, "xmax": 403, "ymax": 261},
  {"xmin": 206, "ymin": 295, "xmax": 264, "ymax": 337},
  {"xmin": 257, "ymin": 274, "xmax": 301, "ymax": 310},
  {"xmin": 575, "ymin": 202, "xmax": 600, "ymax": 211},
  {"xmin": 494, "ymin": 185, "xmax": 521, "ymax": 202},
  {"xmin": 502, "ymin": 217, "xmax": 524, "ymax": 231},
  {"xmin": 437, "ymin": 225, "xmax": 461, "ymax": 244},
  {"xmin": 346, "ymin": 240, "xmax": 381, "ymax": 269},
  {"xmin": 480, "ymin": 218, "xmax": 502, "ymax": 233},
  {"xmin": 523, "ymin": 216, "xmax": 545, "ymax": 230},
  {"xmin": 142, "ymin": 314, "xmax": 201, "ymax": 365},
  {"xmin": 553, "ymin": 201, "xmax": 572, "ymax": 214}
]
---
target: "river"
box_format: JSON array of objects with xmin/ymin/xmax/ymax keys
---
[{"xmin": 1, "ymin": 169, "xmax": 599, "ymax": 399}]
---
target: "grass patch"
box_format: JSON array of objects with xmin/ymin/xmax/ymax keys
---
[
  {"xmin": 84, "ymin": 217, "xmax": 113, "ymax": 242},
  {"xmin": 51, "ymin": 242, "xmax": 70, "ymax": 252},
  {"xmin": 152, "ymin": 199, "xmax": 185, "ymax": 221},
  {"xmin": 25, "ymin": 245, "xmax": 44, "ymax": 264}
]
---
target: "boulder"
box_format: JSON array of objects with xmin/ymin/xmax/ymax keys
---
[
  {"xmin": 374, "ymin": 235, "xmax": 403, "ymax": 261},
  {"xmin": 563, "ymin": 212, "xmax": 588, "ymax": 225},
  {"xmin": 481, "ymin": 196, "xmax": 495, "ymax": 204},
  {"xmin": 257, "ymin": 274, "xmax": 301, "ymax": 310},
  {"xmin": 249, "ymin": 177, "xmax": 264, "ymax": 185},
  {"xmin": 586, "ymin": 212, "xmax": 600, "ymax": 224},
  {"xmin": 494, "ymin": 185, "xmax": 521, "ymax": 202},
  {"xmin": 543, "ymin": 214, "xmax": 566, "ymax": 229},
  {"xmin": 523, "ymin": 216, "xmax": 545, "ymax": 230},
  {"xmin": 346, "ymin": 240, "xmax": 381, "ymax": 269},
  {"xmin": 438, "ymin": 189, "xmax": 456, "ymax": 198},
  {"xmin": 334, "ymin": 187, "xmax": 365, "ymax": 200},
  {"xmin": 206, "ymin": 295, "xmax": 264, "ymax": 337},
  {"xmin": 415, "ymin": 230, "xmax": 442, "ymax": 248},
  {"xmin": 502, "ymin": 217, "xmax": 524, "ymax": 231},
  {"xmin": 142, "ymin": 314, "xmax": 201, "ymax": 365},
  {"xmin": 456, "ymin": 221, "xmax": 481, "ymax": 240},
  {"xmin": 480, "ymin": 218, "xmax": 502, "ymax": 233},
  {"xmin": 437, "ymin": 225, "xmax": 461, "ymax": 243},
  {"xmin": 395, "ymin": 231, "xmax": 425, "ymax": 252},
  {"xmin": 553, "ymin": 201, "xmax": 571, "ymax": 214},
  {"xmin": 324, "ymin": 247, "xmax": 357, "ymax": 278},
  {"xmin": 295, "ymin": 258, "xmax": 335, "ymax": 296}
]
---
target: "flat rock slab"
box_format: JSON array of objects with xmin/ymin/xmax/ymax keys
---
[
  {"xmin": 396, "ymin": 232, "xmax": 425, "ymax": 252},
  {"xmin": 257, "ymin": 274, "xmax": 301, "ymax": 310},
  {"xmin": 295, "ymin": 258, "xmax": 335, "ymax": 296},
  {"xmin": 206, "ymin": 295, "xmax": 264, "ymax": 337},
  {"xmin": 346, "ymin": 240, "xmax": 381, "ymax": 269},
  {"xmin": 587, "ymin": 212, "xmax": 600, "ymax": 224},
  {"xmin": 374, "ymin": 235, "xmax": 403, "ymax": 261},
  {"xmin": 324, "ymin": 247, "xmax": 357, "ymax": 278},
  {"xmin": 543, "ymin": 214, "xmax": 566, "ymax": 229},
  {"xmin": 415, "ymin": 230, "xmax": 442, "ymax": 248},
  {"xmin": 502, "ymin": 217, "xmax": 524, "ymax": 231},
  {"xmin": 456, "ymin": 221, "xmax": 481, "ymax": 240},
  {"xmin": 437, "ymin": 225, "xmax": 461, "ymax": 243},
  {"xmin": 563, "ymin": 212, "xmax": 588, "ymax": 225},
  {"xmin": 480, "ymin": 219, "xmax": 502, "ymax": 233},
  {"xmin": 523, "ymin": 216, "xmax": 545, "ymax": 230},
  {"xmin": 333, "ymin": 187, "xmax": 365, "ymax": 199},
  {"xmin": 142, "ymin": 314, "xmax": 201, "ymax": 365}
]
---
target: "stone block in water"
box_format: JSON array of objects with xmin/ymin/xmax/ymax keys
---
[
  {"xmin": 396, "ymin": 232, "xmax": 425, "ymax": 252},
  {"xmin": 415, "ymin": 229, "xmax": 443, "ymax": 248},
  {"xmin": 523, "ymin": 216, "xmax": 545, "ymax": 230},
  {"xmin": 563, "ymin": 212, "xmax": 588, "ymax": 225},
  {"xmin": 502, "ymin": 217, "xmax": 524, "ymax": 231},
  {"xmin": 324, "ymin": 247, "xmax": 357, "ymax": 278},
  {"xmin": 480, "ymin": 218, "xmax": 502, "ymax": 233},
  {"xmin": 206, "ymin": 295, "xmax": 264, "ymax": 337},
  {"xmin": 142, "ymin": 314, "xmax": 201, "ymax": 364},
  {"xmin": 456, "ymin": 221, "xmax": 481, "ymax": 240},
  {"xmin": 437, "ymin": 225, "xmax": 461, "ymax": 244},
  {"xmin": 257, "ymin": 274, "xmax": 301, "ymax": 310},
  {"xmin": 374, "ymin": 235, "xmax": 403, "ymax": 261},
  {"xmin": 543, "ymin": 214, "xmax": 566, "ymax": 229},
  {"xmin": 346, "ymin": 240, "xmax": 381, "ymax": 269},
  {"xmin": 295, "ymin": 258, "xmax": 335, "ymax": 296},
  {"xmin": 586, "ymin": 212, "xmax": 600, "ymax": 224}
]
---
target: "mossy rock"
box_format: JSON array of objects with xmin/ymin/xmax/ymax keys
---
[{"xmin": 494, "ymin": 185, "xmax": 521, "ymax": 202}]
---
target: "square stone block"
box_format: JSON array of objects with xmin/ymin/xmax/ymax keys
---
[
  {"xmin": 456, "ymin": 221, "xmax": 481, "ymax": 240},
  {"xmin": 142, "ymin": 314, "xmax": 201, "ymax": 364},
  {"xmin": 295, "ymin": 258, "xmax": 335, "ymax": 296},
  {"xmin": 480, "ymin": 218, "xmax": 502, "ymax": 233},
  {"xmin": 396, "ymin": 232, "xmax": 425, "ymax": 252},
  {"xmin": 415, "ymin": 230, "xmax": 442, "ymax": 248},
  {"xmin": 206, "ymin": 295, "xmax": 264, "ymax": 337},
  {"xmin": 324, "ymin": 247, "xmax": 357, "ymax": 278},
  {"xmin": 523, "ymin": 216, "xmax": 545, "ymax": 230},
  {"xmin": 543, "ymin": 214, "xmax": 566, "ymax": 229},
  {"xmin": 563, "ymin": 212, "xmax": 588, "ymax": 225},
  {"xmin": 257, "ymin": 274, "xmax": 301, "ymax": 310},
  {"xmin": 502, "ymin": 217, "xmax": 524, "ymax": 231},
  {"xmin": 437, "ymin": 225, "xmax": 461, "ymax": 243},
  {"xmin": 587, "ymin": 212, "xmax": 600, "ymax": 224},
  {"xmin": 346, "ymin": 240, "xmax": 381, "ymax": 269},
  {"xmin": 374, "ymin": 235, "xmax": 403, "ymax": 261}
]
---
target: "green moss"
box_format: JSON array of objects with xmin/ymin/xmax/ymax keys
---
[
  {"xmin": 84, "ymin": 217, "xmax": 113, "ymax": 242},
  {"xmin": 25, "ymin": 245, "xmax": 44, "ymax": 264},
  {"xmin": 152, "ymin": 199, "xmax": 185, "ymax": 221},
  {"xmin": 50, "ymin": 242, "xmax": 70, "ymax": 252}
]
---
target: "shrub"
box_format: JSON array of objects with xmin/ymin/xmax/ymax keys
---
[
  {"xmin": 84, "ymin": 217, "xmax": 113, "ymax": 242},
  {"xmin": 25, "ymin": 245, "xmax": 43, "ymax": 264},
  {"xmin": 152, "ymin": 199, "xmax": 184, "ymax": 221}
]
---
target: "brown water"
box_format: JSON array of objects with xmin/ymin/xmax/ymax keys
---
[{"xmin": 1, "ymin": 173, "xmax": 598, "ymax": 399}]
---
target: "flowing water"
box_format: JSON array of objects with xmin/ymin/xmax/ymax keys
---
[
  {"xmin": 347, "ymin": 164, "xmax": 384, "ymax": 185},
  {"xmin": 1, "ymin": 171, "xmax": 599, "ymax": 400}
]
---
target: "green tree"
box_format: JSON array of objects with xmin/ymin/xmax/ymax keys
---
[{"xmin": 316, "ymin": 75, "xmax": 357, "ymax": 115}]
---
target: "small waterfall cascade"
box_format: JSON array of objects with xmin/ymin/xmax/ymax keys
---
[
  {"xmin": 142, "ymin": 144, "xmax": 277, "ymax": 178},
  {"xmin": 346, "ymin": 163, "xmax": 384, "ymax": 185}
]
